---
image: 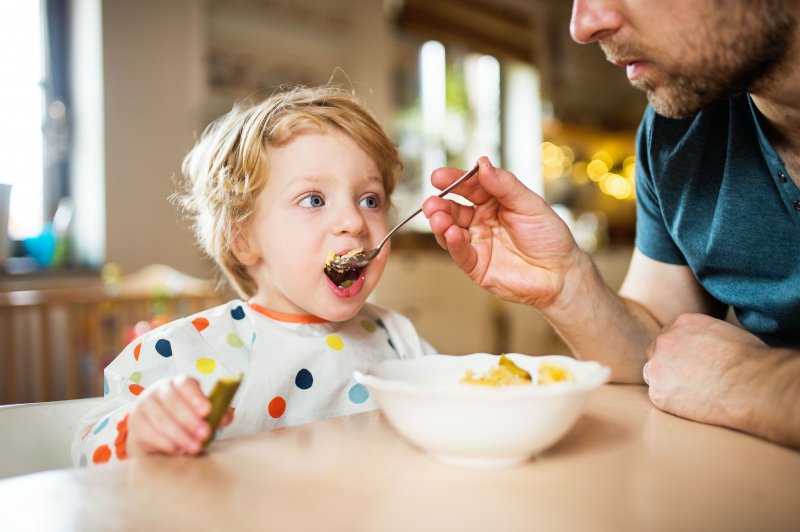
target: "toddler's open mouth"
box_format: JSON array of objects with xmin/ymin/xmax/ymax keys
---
[
  {"xmin": 324, "ymin": 265, "xmax": 363, "ymax": 288},
  {"xmin": 324, "ymin": 249, "xmax": 365, "ymax": 289}
]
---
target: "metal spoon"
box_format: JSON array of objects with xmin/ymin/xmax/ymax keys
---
[{"xmin": 325, "ymin": 163, "xmax": 479, "ymax": 273}]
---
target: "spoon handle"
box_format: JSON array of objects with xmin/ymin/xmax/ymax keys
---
[{"xmin": 376, "ymin": 163, "xmax": 480, "ymax": 250}]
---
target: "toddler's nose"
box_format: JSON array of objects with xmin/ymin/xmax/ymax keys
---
[{"xmin": 331, "ymin": 203, "xmax": 367, "ymax": 235}]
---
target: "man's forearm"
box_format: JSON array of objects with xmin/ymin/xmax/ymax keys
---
[
  {"xmin": 748, "ymin": 348, "xmax": 800, "ymax": 448},
  {"xmin": 538, "ymin": 251, "xmax": 661, "ymax": 382}
]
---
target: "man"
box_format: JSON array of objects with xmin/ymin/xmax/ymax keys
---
[{"xmin": 423, "ymin": 0, "xmax": 799, "ymax": 447}]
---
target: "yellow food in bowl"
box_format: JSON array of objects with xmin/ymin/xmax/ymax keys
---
[
  {"xmin": 461, "ymin": 355, "xmax": 532, "ymax": 386},
  {"xmin": 461, "ymin": 355, "xmax": 574, "ymax": 387},
  {"xmin": 537, "ymin": 361, "xmax": 575, "ymax": 384}
]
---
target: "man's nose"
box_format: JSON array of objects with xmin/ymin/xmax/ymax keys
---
[{"xmin": 570, "ymin": 0, "xmax": 623, "ymax": 44}]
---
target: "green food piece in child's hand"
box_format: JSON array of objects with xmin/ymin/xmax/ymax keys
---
[
  {"xmin": 340, "ymin": 279, "xmax": 354, "ymax": 288},
  {"xmin": 203, "ymin": 373, "xmax": 243, "ymax": 448}
]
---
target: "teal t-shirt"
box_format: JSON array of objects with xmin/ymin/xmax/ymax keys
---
[{"xmin": 634, "ymin": 92, "xmax": 800, "ymax": 347}]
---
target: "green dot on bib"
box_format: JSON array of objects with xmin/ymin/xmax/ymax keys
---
[
  {"xmin": 361, "ymin": 319, "xmax": 377, "ymax": 333},
  {"xmin": 196, "ymin": 358, "xmax": 216, "ymax": 374},
  {"xmin": 226, "ymin": 332, "xmax": 244, "ymax": 348},
  {"xmin": 129, "ymin": 371, "xmax": 142, "ymax": 384},
  {"xmin": 326, "ymin": 335, "xmax": 344, "ymax": 351}
]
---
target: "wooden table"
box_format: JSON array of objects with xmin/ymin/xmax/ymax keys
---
[{"xmin": 1, "ymin": 385, "xmax": 798, "ymax": 531}]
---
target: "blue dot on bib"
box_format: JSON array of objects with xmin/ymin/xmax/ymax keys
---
[
  {"xmin": 348, "ymin": 383, "xmax": 369, "ymax": 404},
  {"xmin": 295, "ymin": 368, "xmax": 313, "ymax": 390},
  {"xmin": 155, "ymin": 339, "xmax": 172, "ymax": 357},
  {"xmin": 93, "ymin": 418, "xmax": 109, "ymax": 435},
  {"xmin": 231, "ymin": 305, "xmax": 245, "ymax": 320}
]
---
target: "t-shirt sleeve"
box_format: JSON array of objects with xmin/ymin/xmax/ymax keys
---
[{"xmin": 634, "ymin": 106, "xmax": 687, "ymax": 265}]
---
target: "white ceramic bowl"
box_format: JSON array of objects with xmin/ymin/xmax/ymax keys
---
[{"xmin": 354, "ymin": 353, "xmax": 610, "ymax": 468}]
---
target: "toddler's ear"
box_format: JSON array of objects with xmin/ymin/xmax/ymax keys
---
[{"xmin": 231, "ymin": 231, "xmax": 259, "ymax": 266}]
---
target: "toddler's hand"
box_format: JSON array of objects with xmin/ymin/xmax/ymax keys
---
[{"xmin": 127, "ymin": 375, "xmax": 212, "ymax": 458}]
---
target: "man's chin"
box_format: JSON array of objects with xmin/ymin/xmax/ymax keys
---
[{"xmin": 644, "ymin": 87, "xmax": 706, "ymax": 120}]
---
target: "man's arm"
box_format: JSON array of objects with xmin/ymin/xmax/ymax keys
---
[
  {"xmin": 646, "ymin": 313, "xmax": 800, "ymax": 448},
  {"xmin": 539, "ymin": 249, "xmax": 722, "ymax": 382}
]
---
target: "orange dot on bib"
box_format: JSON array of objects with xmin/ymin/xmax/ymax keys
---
[
  {"xmin": 92, "ymin": 444, "xmax": 112, "ymax": 464},
  {"xmin": 268, "ymin": 396, "xmax": 286, "ymax": 418},
  {"xmin": 192, "ymin": 317, "xmax": 209, "ymax": 332}
]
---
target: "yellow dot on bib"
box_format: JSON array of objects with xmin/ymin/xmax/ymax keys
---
[
  {"xmin": 196, "ymin": 358, "xmax": 216, "ymax": 374},
  {"xmin": 361, "ymin": 319, "xmax": 377, "ymax": 333},
  {"xmin": 227, "ymin": 333, "xmax": 244, "ymax": 348},
  {"xmin": 326, "ymin": 335, "xmax": 344, "ymax": 351}
]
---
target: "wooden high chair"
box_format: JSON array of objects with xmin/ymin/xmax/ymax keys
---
[{"xmin": 0, "ymin": 264, "xmax": 225, "ymax": 404}]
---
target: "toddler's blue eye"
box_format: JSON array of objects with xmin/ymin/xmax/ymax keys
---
[
  {"xmin": 360, "ymin": 196, "xmax": 379, "ymax": 209},
  {"xmin": 300, "ymin": 194, "xmax": 325, "ymax": 208}
]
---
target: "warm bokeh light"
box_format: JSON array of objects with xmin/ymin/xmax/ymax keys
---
[
  {"xmin": 586, "ymin": 159, "xmax": 608, "ymax": 181},
  {"xmin": 540, "ymin": 142, "xmax": 636, "ymax": 201}
]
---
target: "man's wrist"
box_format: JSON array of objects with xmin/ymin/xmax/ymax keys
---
[
  {"xmin": 744, "ymin": 349, "xmax": 800, "ymax": 448},
  {"xmin": 539, "ymin": 250, "xmax": 600, "ymax": 324}
]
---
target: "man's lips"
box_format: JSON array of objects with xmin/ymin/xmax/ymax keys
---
[{"xmin": 611, "ymin": 58, "xmax": 646, "ymax": 82}]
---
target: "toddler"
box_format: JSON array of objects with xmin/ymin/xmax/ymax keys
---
[{"xmin": 72, "ymin": 85, "xmax": 435, "ymax": 466}]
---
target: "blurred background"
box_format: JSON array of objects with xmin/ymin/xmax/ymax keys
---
[{"xmin": 0, "ymin": 0, "xmax": 647, "ymax": 403}]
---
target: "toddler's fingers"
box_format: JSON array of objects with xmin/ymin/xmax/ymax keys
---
[
  {"xmin": 145, "ymin": 389, "xmax": 207, "ymax": 454},
  {"xmin": 220, "ymin": 407, "xmax": 235, "ymax": 428},
  {"xmin": 133, "ymin": 413, "xmax": 182, "ymax": 456},
  {"xmin": 173, "ymin": 375, "xmax": 212, "ymax": 418}
]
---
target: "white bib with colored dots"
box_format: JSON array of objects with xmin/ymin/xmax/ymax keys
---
[{"xmin": 71, "ymin": 300, "xmax": 435, "ymax": 467}]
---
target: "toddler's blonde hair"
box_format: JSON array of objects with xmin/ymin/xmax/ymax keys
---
[{"xmin": 178, "ymin": 85, "xmax": 402, "ymax": 298}]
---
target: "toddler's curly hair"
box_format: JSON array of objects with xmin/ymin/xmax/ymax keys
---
[{"xmin": 177, "ymin": 85, "xmax": 402, "ymax": 297}]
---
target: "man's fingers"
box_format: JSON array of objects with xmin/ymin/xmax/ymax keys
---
[
  {"xmin": 431, "ymin": 166, "xmax": 491, "ymax": 205},
  {"xmin": 443, "ymin": 224, "xmax": 478, "ymax": 273},
  {"xmin": 474, "ymin": 157, "xmax": 546, "ymax": 215}
]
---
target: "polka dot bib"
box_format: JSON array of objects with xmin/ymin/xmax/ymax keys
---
[{"xmin": 72, "ymin": 300, "xmax": 434, "ymax": 467}]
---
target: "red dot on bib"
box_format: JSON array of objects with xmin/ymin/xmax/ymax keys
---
[{"xmin": 268, "ymin": 396, "xmax": 286, "ymax": 418}]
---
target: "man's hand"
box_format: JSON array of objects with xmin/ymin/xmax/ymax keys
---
[
  {"xmin": 645, "ymin": 313, "xmax": 800, "ymax": 447},
  {"xmin": 423, "ymin": 156, "xmax": 582, "ymax": 309}
]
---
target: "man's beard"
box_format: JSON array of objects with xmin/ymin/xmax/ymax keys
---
[{"xmin": 602, "ymin": 1, "xmax": 795, "ymax": 119}]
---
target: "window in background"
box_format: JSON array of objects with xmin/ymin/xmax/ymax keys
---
[
  {"xmin": 0, "ymin": 1, "xmax": 45, "ymax": 240},
  {"xmin": 0, "ymin": 0, "xmax": 71, "ymax": 270},
  {"xmin": 392, "ymin": 38, "xmax": 541, "ymax": 231}
]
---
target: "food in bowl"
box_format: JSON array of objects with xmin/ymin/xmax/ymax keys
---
[
  {"xmin": 461, "ymin": 354, "xmax": 532, "ymax": 386},
  {"xmin": 354, "ymin": 353, "xmax": 610, "ymax": 468},
  {"xmin": 460, "ymin": 354, "xmax": 575, "ymax": 387}
]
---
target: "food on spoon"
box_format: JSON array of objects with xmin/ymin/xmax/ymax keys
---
[
  {"xmin": 324, "ymin": 248, "xmax": 364, "ymax": 288},
  {"xmin": 203, "ymin": 373, "xmax": 243, "ymax": 448},
  {"xmin": 460, "ymin": 355, "xmax": 575, "ymax": 387},
  {"xmin": 325, "ymin": 248, "xmax": 363, "ymax": 273}
]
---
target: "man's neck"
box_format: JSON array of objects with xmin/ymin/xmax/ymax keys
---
[
  {"xmin": 750, "ymin": 26, "xmax": 800, "ymax": 187},
  {"xmin": 751, "ymin": 94, "xmax": 800, "ymax": 187}
]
